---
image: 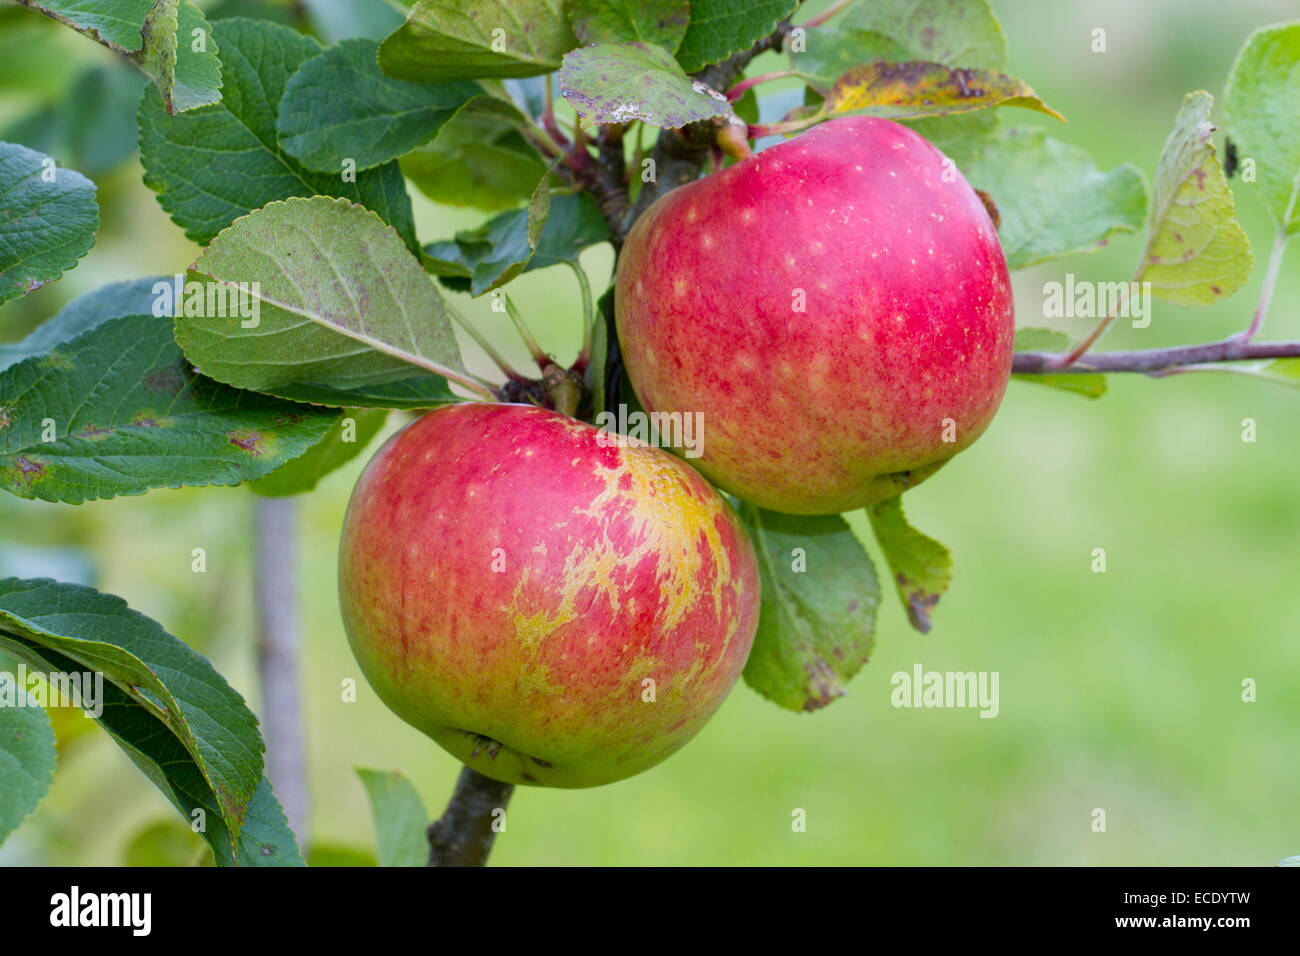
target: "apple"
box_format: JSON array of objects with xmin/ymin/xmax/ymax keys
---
[
  {"xmin": 338, "ymin": 403, "xmax": 760, "ymax": 788},
  {"xmin": 615, "ymin": 116, "xmax": 1015, "ymax": 515}
]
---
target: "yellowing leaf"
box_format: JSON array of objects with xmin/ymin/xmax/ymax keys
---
[
  {"xmin": 818, "ymin": 60, "xmax": 1063, "ymax": 123},
  {"xmin": 1135, "ymin": 91, "xmax": 1253, "ymax": 307}
]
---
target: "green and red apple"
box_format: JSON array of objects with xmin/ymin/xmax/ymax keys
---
[
  {"xmin": 616, "ymin": 116, "xmax": 1015, "ymax": 515},
  {"xmin": 338, "ymin": 403, "xmax": 759, "ymax": 788}
]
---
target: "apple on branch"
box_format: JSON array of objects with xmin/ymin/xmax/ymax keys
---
[
  {"xmin": 338, "ymin": 403, "xmax": 760, "ymax": 788},
  {"xmin": 616, "ymin": 116, "xmax": 1016, "ymax": 515}
]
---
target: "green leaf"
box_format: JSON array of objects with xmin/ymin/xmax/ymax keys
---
[
  {"xmin": 0, "ymin": 577, "xmax": 264, "ymax": 845},
  {"xmin": 1224, "ymin": 21, "xmax": 1300, "ymax": 236},
  {"xmin": 123, "ymin": 819, "xmax": 209, "ymax": 866},
  {"xmin": 585, "ymin": 286, "xmax": 612, "ymax": 417},
  {"xmin": 19, "ymin": 0, "xmax": 222, "ymax": 114},
  {"xmin": 250, "ymin": 408, "xmax": 387, "ymax": 497},
  {"xmin": 428, "ymin": 190, "xmax": 606, "ymax": 293},
  {"xmin": 790, "ymin": 0, "xmax": 1008, "ymax": 162},
  {"xmin": 568, "ymin": 0, "xmax": 689, "ymax": 53},
  {"xmin": 423, "ymin": 174, "xmax": 552, "ymax": 295},
  {"xmin": 961, "ymin": 127, "xmax": 1148, "ymax": 270},
  {"xmin": 0, "ymin": 671, "xmax": 57, "ymax": 847},
  {"xmin": 560, "ymin": 41, "xmax": 733, "ymax": 129},
  {"xmin": 138, "ymin": 17, "xmax": 418, "ymax": 253},
  {"xmin": 867, "ymin": 496, "xmax": 952, "ymax": 634},
  {"xmin": 1, "ymin": 65, "xmax": 147, "ymax": 177},
  {"xmin": 182, "ymin": 196, "xmax": 468, "ymax": 393},
  {"xmin": 1135, "ymin": 91, "xmax": 1254, "ymax": 307},
  {"xmin": 529, "ymin": 192, "xmax": 610, "ymax": 269},
  {"xmin": 277, "ymin": 39, "xmax": 480, "ymax": 173},
  {"xmin": 0, "ymin": 313, "xmax": 338, "ymax": 503},
  {"xmin": 798, "ymin": 0, "xmax": 1007, "ymax": 82},
  {"xmin": 262, "ymin": 375, "xmax": 462, "ymax": 410},
  {"xmin": 0, "ymin": 141, "xmax": 98, "ymax": 305},
  {"xmin": 739, "ymin": 506, "xmax": 879, "ymax": 712},
  {"xmin": 0, "ymin": 276, "xmax": 164, "ymax": 373},
  {"xmin": 378, "ymin": 0, "xmax": 570, "ymax": 82},
  {"xmin": 356, "ymin": 768, "xmax": 429, "ymax": 867},
  {"xmin": 676, "ymin": 0, "xmax": 798, "ymax": 74},
  {"xmin": 1193, "ymin": 356, "xmax": 1300, "ymax": 389},
  {"xmin": 1011, "ymin": 328, "xmax": 1108, "ymax": 398},
  {"xmin": 0, "ymin": 626, "xmax": 301, "ymax": 866},
  {"xmin": 813, "ymin": 61, "xmax": 1063, "ymax": 124},
  {"xmin": 401, "ymin": 95, "xmax": 551, "ymax": 212}
]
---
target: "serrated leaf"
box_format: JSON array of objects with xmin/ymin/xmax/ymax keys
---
[
  {"xmin": 1011, "ymin": 324, "xmax": 1109, "ymax": 397},
  {"xmin": 1135, "ymin": 91, "xmax": 1253, "ymax": 307},
  {"xmin": 0, "ymin": 577, "xmax": 264, "ymax": 846},
  {"xmin": 866, "ymin": 496, "xmax": 952, "ymax": 634},
  {"xmin": 815, "ymin": 61, "xmax": 1063, "ymax": 124},
  {"xmin": 378, "ymin": 0, "xmax": 570, "ymax": 82},
  {"xmin": 0, "ymin": 276, "xmax": 165, "ymax": 373},
  {"xmin": 182, "ymin": 196, "xmax": 468, "ymax": 394},
  {"xmin": 277, "ymin": 38, "xmax": 479, "ymax": 174},
  {"xmin": 962, "ymin": 127, "xmax": 1147, "ymax": 270},
  {"xmin": 0, "ymin": 142, "xmax": 98, "ymax": 305},
  {"xmin": 250, "ymin": 408, "xmax": 386, "ymax": 497},
  {"xmin": 18, "ymin": 0, "xmax": 222, "ymax": 114},
  {"xmin": 0, "ymin": 628, "xmax": 302, "ymax": 866},
  {"xmin": 560, "ymin": 42, "xmax": 732, "ymax": 129},
  {"xmin": 568, "ymin": 0, "xmax": 689, "ymax": 53},
  {"xmin": 401, "ymin": 95, "xmax": 551, "ymax": 212},
  {"xmin": 676, "ymin": 0, "xmax": 798, "ymax": 74},
  {"xmin": 739, "ymin": 506, "xmax": 878, "ymax": 712},
  {"xmin": 428, "ymin": 190, "xmax": 606, "ymax": 294},
  {"xmin": 0, "ymin": 313, "xmax": 338, "ymax": 503},
  {"xmin": 796, "ymin": 0, "xmax": 1006, "ymax": 83},
  {"xmin": 357, "ymin": 768, "xmax": 429, "ymax": 867},
  {"xmin": 0, "ymin": 672, "xmax": 57, "ymax": 847},
  {"xmin": 1224, "ymin": 22, "xmax": 1300, "ymax": 236},
  {"xmin": 423, "ymin": 174, "xmax": 552, "ymax": 295},
  {"xmin": 138, "ymin": 17, "xmax": 418, "ymax": 253}
]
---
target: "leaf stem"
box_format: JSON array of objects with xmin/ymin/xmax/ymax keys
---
[
  {"xmin": 543, "ymin": 74, "xmax": 570, "ymax": 148},
  {"xmin": 570, "ymin": 260, "xmax": 596, "ymax": 367},
  {"xmin": 802, "ymin": 0, "xmax": 859, "ymax": 30},
  {"xmin": 504, "ymin": 295, "xmax": 551, "ymax": 370},
  {"xmin": 1239, "ymin": 229, "xmax": 1289, "ymax": 342},
  {"xmin": 1052, "ymin": 285, "xmax": 1132, "ymax": 369},
  {"xmin": 727, "ymin": 69, "xmax": 801, "ymax": 101},
  {"xmin": 445, "ymin": 300, "xmax": 529, "ymax": 383},
  {"xmin": 748, "ymin": 116, "xmax": 821, "ymax": 139}
]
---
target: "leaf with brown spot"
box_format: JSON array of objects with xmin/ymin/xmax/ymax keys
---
[
  {"xmin": 1135, "ymin": 91, "xmax": 1253, "ymax": 307},
  {"xmin": 812, "ymin": 60, "xmax": 1063, "ymax": 124},
  {"xmin": 0, "ymin": 313, "xmax": 336, "ymax": 503},
  {"xmin": 867, "ymin": 496, "xmax": 952, "ymax": 634},
  {"xmin": 739, "ymin": 506, "xmax": 879, "ymax": 713}
]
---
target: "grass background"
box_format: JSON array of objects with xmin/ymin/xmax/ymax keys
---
[{"xmin": 1, "ymin": 0, "xmax": 1297, "ymax": 865}]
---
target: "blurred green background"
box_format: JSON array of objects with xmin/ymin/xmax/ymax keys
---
[{"xmin": 1, "ymin": 0, "xmax": 1297, "ymax": 865}]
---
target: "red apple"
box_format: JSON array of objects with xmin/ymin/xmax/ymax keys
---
[
  {"xmin": 615, "ymin": 116, "xmax": 1015, "ymax": 514},
  {"xmin": 338, "ymin": 403, "xmax": 760, "ymax": 788}
]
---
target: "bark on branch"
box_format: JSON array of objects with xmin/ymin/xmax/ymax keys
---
[
  {"xmin": 1012, "ymin": 338, "xmax": 1300, "ymax": 375},
  {"xmin": 427, "ymin": 767, "xmax": 515, "ymax": 867}
]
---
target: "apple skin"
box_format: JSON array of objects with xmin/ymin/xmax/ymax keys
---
[
  {"xmin": 615, "ymin": 116, "xmax": 1015, "ymax": 515},
  {"xmin": 338, "ymin": 403, "xmax": 760, "ymax": 789}
]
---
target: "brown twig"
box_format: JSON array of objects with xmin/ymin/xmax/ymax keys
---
[
  {"xmin": 1012, "ymin": 338, "xmax": 1300, "ymax": 375},
  {"xmin": 427, "ymin": 767, "xmax": 515, "ymax": 867}
]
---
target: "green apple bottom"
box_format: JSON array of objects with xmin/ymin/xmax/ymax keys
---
[{"xmin": 338, "ymin": 117, "xmax": 1015, "ymax": 789}]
